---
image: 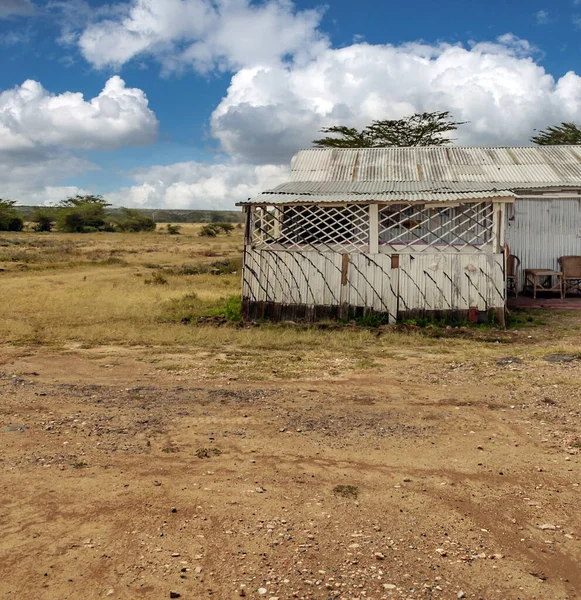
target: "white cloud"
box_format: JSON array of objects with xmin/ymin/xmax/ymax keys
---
[
  {"xmin": 106, "ymin": 161, "xmax": 289, "ymax": 209},
  {"xmin": 0, "ymin": 0, "xmax": 34, "ymax": 18},
  {"xmin": 211, "ymin": 35, "xmax": 581, "ymax": 164},
  {"xmin": 0, "ymin": 150, "xmax": 95, "ymax": 203},
  {"xmin": 71, "ymin": 0, "xmax": 328, "ymax": 73},
  {"xmin": 536, "ymin": 9, "xmax": 550, "ymax": 25},
  {"xmin": 0, "ymin": 75, "xmax": 158, "ymax": 152}
]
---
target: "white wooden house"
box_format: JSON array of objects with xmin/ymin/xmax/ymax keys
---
[{"xmin": 238, "ymin": 146, "xmax": 581, "ymax": 324}]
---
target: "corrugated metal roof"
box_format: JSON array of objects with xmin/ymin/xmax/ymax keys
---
[
  {"xmin": 289, "ymin": 146, "xmax": 581, "ymax": 184},
  {"xmin": 240, "ymin": 189, "xmax": 515, "ymax": 205},
  {"xmin": 240, "ymin": 146, "xmax": 581, "ymax": 205},
  {"xmin": 267, "ymin": 181, "xmax": 521, "ymax": 194}
]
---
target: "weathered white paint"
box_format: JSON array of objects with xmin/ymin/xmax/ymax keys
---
[
  {"xmin": 243, "ymin": 249, "xmax": 504, "ymax": 322},
  {"xmin": 505, "ymin": 198, "xmax": 581, "ymax": 290},
  {"xmin": 398, "ymin": 253, "xmax": 505, "ymax": 313}
]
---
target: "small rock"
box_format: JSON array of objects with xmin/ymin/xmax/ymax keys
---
[
  {"xmin": 171, "ymin": 507, "xmax": 177, "ymax": 513},
  {"xmin": 106, "ymin": 591, "xmax": 114, "ymax": 597},
  {"xmin": 374, "ymin": 552, "xmax": 385, "ymax": 560},
  {"xmin": 171, "ymin": 553, "xmax": 180, "ymax": 558},
  {"xmin": 169, "ymin": 593, "xmax": 181, "ymax": 599},
  {"xmin": 458, "ymin": 592, "xmax": 466, "ymax": 599},
  {"xmin": 255, "ymin": 487, "xmax": 266, "ymax": 494},
  {"xmin": 258, "ymin": 588, "xmax": 267, "ymax": 595},
  {"xmin": 194, "ymin": 566, "xmax": 203, "ymax": 574},
  {"xmin": 239, "ymin": 589, "xmax": 246, "ymax": 597},
  {"xmin": 383, "ymin": 583, "xmax": 396, "ymax": 590},
  {"xmin": 403, "ymin": 478, "xmax": 412, "ymax": 482},
  {"xmin": 539, "ymin": 524, "xmax": 556, "ymax": 530},
  {"xmin": 153, "ymin": 481, "xmax": 162, "ymax": 486}
]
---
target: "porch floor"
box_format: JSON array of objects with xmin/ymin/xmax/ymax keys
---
[{"xmin": 508, "ymin": 295, "xmax": 581, "ymax": 310}]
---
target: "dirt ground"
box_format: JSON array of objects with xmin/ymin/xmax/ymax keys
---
[{"xmin": 1, "ymin": 338, "xmax": 581, "ymax": 600}]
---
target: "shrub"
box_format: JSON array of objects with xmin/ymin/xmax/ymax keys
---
[
  {"xmin": 0, "ymin": 199, "xmax": 24, "ymax": 231},
  {"xmin": 199, "ymin": 222, "xmax": 235, "ymax": 237},
  {"xmin": 30, "ymin": 208, "xmax": 55, "ymax": 232},
  {"xmin": 166, "ymin": 224, "xmax": 182, "ymax": 235},
  {"xmin": 113, "ymin": 208, "xmax": 156, "ymax": 232},
  {"xmin": 199, "ymin": 224, "xmax": 218, "ymax": 237}
]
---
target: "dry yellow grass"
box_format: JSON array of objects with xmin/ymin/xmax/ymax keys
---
[{"xmin": 1, "ymin": 226, "xmax": 581, "ymax": 375}]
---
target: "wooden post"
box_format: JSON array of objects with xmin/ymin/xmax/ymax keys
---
[
  {"xmin": 273, "ymin": 207, "xmax": 283, "ymax": 240},
  {"xmin": 339, "ymin": 253, "xmax": 350, "ymax": 319},
  {"xmin": 492, "ymin": 202, "xmax": 506, "ymax": 254},
  {"xmin": 369, "ymin": 203, "xmax": 379, "ymax": 254},
  {"xmin": 244, "ymin": 206, "xmax": 252, "ymax": 247}
]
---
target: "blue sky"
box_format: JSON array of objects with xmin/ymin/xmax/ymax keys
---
[{"xmin": 1, "ymin": 0, "xmax": 581, "ymax": 207}]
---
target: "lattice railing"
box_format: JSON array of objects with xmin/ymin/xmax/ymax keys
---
[
  {"xmin": 248, "ymin": 201, "xmax": 496, "ymax": 253},
  {"xmin": 251, "ymin": 204, "xmax": 370, "ymax": 252},
  {"xmin": 378, "ymin": 202, "xmax": 494, "ymax": 252}
]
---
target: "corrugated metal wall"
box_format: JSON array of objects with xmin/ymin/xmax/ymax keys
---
[{"xmin": 505, "ymin": 198, "xmax": 581, "ymax": 290}]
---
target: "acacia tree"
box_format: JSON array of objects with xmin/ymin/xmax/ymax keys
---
[
  {"xmin": 0, "ymin": 199, "xmax": 24, "ymax": 231},
  {"xmin": 531, "ymin": 122, "xmax": 581, "ymax": 145},
  {"xmin": 56, "ymin": 195, "xmax": 111, "ymax": 233},
  {"xmin": 313, "ymin": 111, "xmax": 466, "ymax": 148}
]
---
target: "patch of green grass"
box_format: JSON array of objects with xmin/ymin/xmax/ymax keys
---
[
  {"xmin": 159, "ymin": 293, "xmax": 242, "ymax": 324},
  {"xmin": 506, "ymin": 311, "xmax": 546, "ymax": 328}
]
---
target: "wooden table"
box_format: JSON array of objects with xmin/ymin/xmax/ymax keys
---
[{"xmin": 524, "ymin": 269, "xmax": 563, "ymax": 299}]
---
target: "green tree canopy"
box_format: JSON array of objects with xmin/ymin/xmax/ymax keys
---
[
  {"xmin": 0, "ymin": 199, "xmax": 24, "ymax": 232},
  {"xmin": 112, "ymin": 208, "xmax": 156, "ymax": 233},
  {"xmin": 531, "ymin": 122, "xmax": 581, "ymax": 145},
  {"xmin": 30, "ymin": 207, "xmax": 56, "ymax": 232},
  {"xmin": 313, "ymin": 111, "xmax": 466, "ymax": 148},
  {"xmin": 56, "ymin": 195, "xmax": 111, "ymax": 233}
]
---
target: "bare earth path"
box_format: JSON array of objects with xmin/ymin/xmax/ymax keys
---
[{"xmin": 1, "ymin": 344, "xmax": 580, "ymax": 600}]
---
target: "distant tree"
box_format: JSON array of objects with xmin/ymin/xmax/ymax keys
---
[
  {"xmin": 56, "ymin": 195, "xmax": 111, "ymax": 233},
  {"xmin": 30, "ymin": 208, "xmax": 55, "ymax": 232},
  {"xmin": 0, "ymin": 199, "xmax": 24, "ymax": 231},
  {"xmin": 313, "ymin": 111, "xmax": 466, "ymax": 148},
  {"xmin": 112, "ymin": 208, "xmax": 156, "ymax": 232},
  {"xmin": 531, "ymin": 122, "xmax": 581, "ymax": 145}
]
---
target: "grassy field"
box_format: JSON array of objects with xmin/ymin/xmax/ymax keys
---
[{"xmin": 1, "ymin": 224, "xmax": 581, "ymax": 363}]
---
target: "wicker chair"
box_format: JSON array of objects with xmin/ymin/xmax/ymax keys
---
[
  {"xmin": 506, "ymin": 254, "xmax": 521, "ymax": 297},
  {"xmin": 558, "ymin": 256, "xmax": 581, "ymax": 296}
]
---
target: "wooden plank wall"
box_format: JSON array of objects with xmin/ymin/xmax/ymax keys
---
[
  {"xmin": 397, "ymin": 253, "xmax": 505, "ymax": 314},
  {"xmin": 243, "ymin": 249, "xmax": 505, "ymax": 323}
]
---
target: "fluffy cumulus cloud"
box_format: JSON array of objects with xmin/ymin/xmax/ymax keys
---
[
  {"xmin": 0, "ymin": 75, "xmax": 159, "ymax": 204},
  {"xmin": 106, "ymin": 161, "xmax": 289, "ymax": 209},
  {"xmin": 0, "ymin": 150, "xmax": 93, "ymax": 202},
  {"xmin": 0, "ymin": 75, "xmax": 158, "ymax": 152},
  {"xmin": 74, "ymin": 0, "xmax": 328, "ymax": 73},
  {"xmin": 0, "ymin": 0, "xmax": 35, "ymax": 18},
  {"xmin": 211, "ymin": 35, "xmax": 581, "ymax": 164}
]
